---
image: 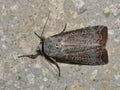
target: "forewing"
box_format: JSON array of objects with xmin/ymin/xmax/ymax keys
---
[
  {"xmin": 45, "ymin": 25, "xmax": 108, "ymax": 65},
  {"xmin": 52, "ymin": 47, "xmax": 108, "ymax": 65}
]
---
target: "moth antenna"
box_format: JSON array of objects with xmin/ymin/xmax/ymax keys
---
[
  {"xmin": 34, "ymin": 32, "xmax": 45, "ymax": 41},
  {"xmin": 41, "ymin": 11, "xmax": 50, "ymax": 37},
  {"xmin": 34, "ymin": 32, "xmax": 41, "ymax": 39}
]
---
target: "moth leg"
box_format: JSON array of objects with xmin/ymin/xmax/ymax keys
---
[
  {"xmin": 18, "ymin": 53, "xmax": 39, "ymax": 59},
  {"xmin": 59, "ymin": 24, "xmax": 67, "ymax": 35},
  {"xmin": 50, "ymin": 57, "xmax": 61, "ymax": 78},
  {"xmin": 45, "ymin": 56, "xmax": 61, "ymax": 78}
]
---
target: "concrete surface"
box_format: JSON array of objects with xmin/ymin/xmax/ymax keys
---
[{"xmin": 0, "ymin": 0, "xmax": 120, "ymax": 90}]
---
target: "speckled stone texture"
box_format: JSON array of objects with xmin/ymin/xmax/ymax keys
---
[{"xmin": 0, "ymin": 0, "xmax": 120, "ymax": 90}]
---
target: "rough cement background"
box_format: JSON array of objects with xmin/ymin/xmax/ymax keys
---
[{"xmin": 0, "ymin": 0, "xmax": 120, "ymax": 90}]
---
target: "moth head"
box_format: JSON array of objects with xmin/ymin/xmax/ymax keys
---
[
  {"xmin": 18, "ymin": 33, "xmax": 45, "ymax": 59},
  {"xmin": 18, "ymin": 12, "xmax": 50, "ymax": 59},
  {"xmin": 35, "ymin": 11, "xmax": 50, "ymax": 55},
  {"xmin": 35, "ymin": 32, "xmax": 45, "ymax": 55}
]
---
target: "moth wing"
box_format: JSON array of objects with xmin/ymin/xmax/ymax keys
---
[
  {"xmin": 59, "ymin": 25, "xmax": 108, "ymax": 47},
  {"xmin": 52, "ymin": 47, "xmax": 108, "ymax": 65},
  {"xmin": 44, "ymin": 26, "xmax": 108, "ymax": 65}
]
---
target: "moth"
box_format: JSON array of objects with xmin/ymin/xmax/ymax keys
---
[{"xmin": 18, "ymin": 13, "xmax": 108, "ymax": 77}]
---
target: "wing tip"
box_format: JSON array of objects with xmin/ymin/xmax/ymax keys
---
[
  {"xmin": 100, "ymin": 26, "xmax": 108, "ymax": 46},
  {"xmin": 101, "ymin": 48, "xmax": 108, "ymax": 64}
]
